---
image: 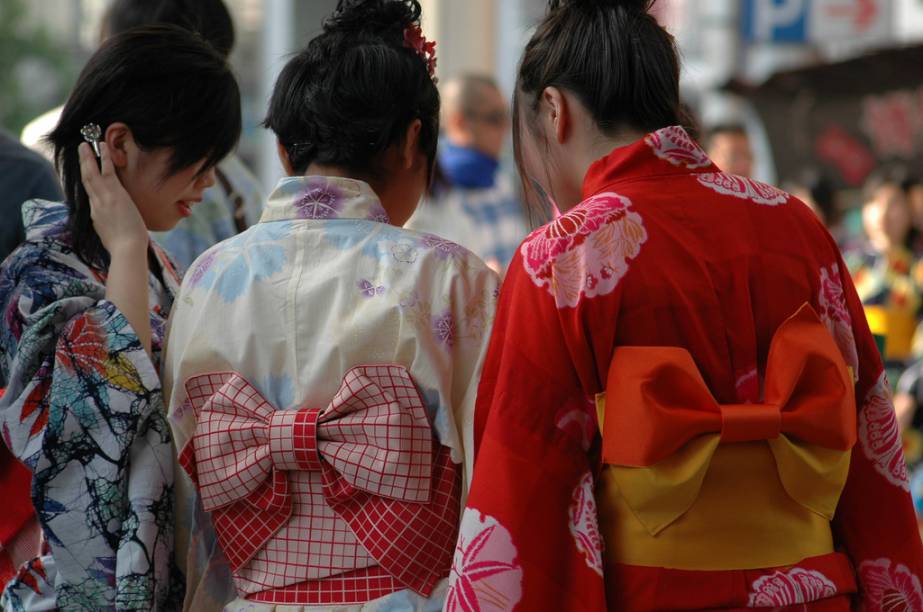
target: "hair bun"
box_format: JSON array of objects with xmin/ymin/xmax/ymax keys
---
[
  {"xmin": 324, "ymin": 0, "xmax": 421, "ymax": 36},
  {"xmin": 551, "ymin": 0, "xmax": 652, "ymax": 12}
]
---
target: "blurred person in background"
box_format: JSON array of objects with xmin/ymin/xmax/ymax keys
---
[
  {"xmin": 845, "ymin": 166, "xmax": 922, "ymax": 372},
  {"xmin": 786, "ymin": 167, "xmax": 844, "ymax": 243},
  {"xmin": 884, "ymin": 172, "xmax": 923, "ymax": 488},
  {"xmin": 0, "ymin": 129, "xmax": 63, "ymax": 264},
  {"xmin": 901, "ymin": 173, "xmax": 923, "ymax": 257},
  {"xmin": 0, "ymin": 25, "xmax": 241, "ymax": 609},
  {"xmin": 405, "ymin": 74, "xmax": 528, "ymax": 273},
  {"xmin": 20, "ymin": 0, "xmax": 263, "ymax": 270},
  {"xmin": 704, "ymin": 122, "xmax": 754, "ymax": 178}
]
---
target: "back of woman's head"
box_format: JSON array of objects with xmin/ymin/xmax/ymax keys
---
[
  {"xmin": 49, "ymin": 25, "xmax": 241, "ymax": 267},
  {"xmin": 517, "ymin": 0, "xmax": 682, "ymax": 136},
  {"xmin": 103, "ymin": 0, "xmax": 236, "ymax": 58},
  {"xmin": 264, "ymin": 0, "xmax": 439, "ymax": 179}
]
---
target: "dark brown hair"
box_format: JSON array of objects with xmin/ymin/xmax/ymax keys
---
[
  {"xmin": 513, "ymin": 0, "xmax": 684, "ymax": 217},
  {"xmin": 263, "ymin": 0, "xmax": 439, "ymax": 180},
  {"xmin": 103, "ymin": 0, "xmax": 236, "ymax": 59},
  {"xmin": 49, "ymin": 25, "xmax": 241, "ymax": 269}
]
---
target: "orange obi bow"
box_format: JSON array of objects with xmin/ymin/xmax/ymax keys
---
[{"xmin": 601, "ymin": 304, "xmax": 857, "ymax": 535}]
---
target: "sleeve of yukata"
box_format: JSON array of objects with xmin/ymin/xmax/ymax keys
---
[
  {"xmin": 438, "ymin": 259, "xmax": 501, "ymax": 481},
  {"xmin": 160, "ymin": 277, "xmax": 240, "ymax": 611},
  {"xmin": 446, "ymin": 254, "xmax": 607, "ymax": 612},
  {"xmin": 829, "ymin": 250, "xmax": 923, "ymax": 609},
  {"xmin": 0, "ymin": 269, "xmax": 180, "ymax": 610}
]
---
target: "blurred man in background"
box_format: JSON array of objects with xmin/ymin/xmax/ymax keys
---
[
  {"xmin": 405, "ymin": 73, "xmax": 528, "ymax": 273},
  {"xmin": 705, "ymin": 122, "xmax": 754, "ymax": 178}
]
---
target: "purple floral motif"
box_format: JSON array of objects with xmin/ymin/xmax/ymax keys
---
[
  {"xmin": 357, "ymin": 279, "xmax": 386, "ymax": 298},
  {"xmin": 189, "ymin": 251, "xmax": 217, "ymax": 287},
  {"xmin": 432, "ymin": 310, "xmax": 455, "ymax": 347},
  {"xmin": 295, "ymin": 178, "xmax": 344, "ymax": 219},
  {"xmin": 366, "ymin": 202, "xmax": 390, "ymax": 224},
  {"xmin": 420, "ymin": 234, "xmax": 466, "ymax": 259}
]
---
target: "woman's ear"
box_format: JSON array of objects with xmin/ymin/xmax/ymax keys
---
[
  {"xmin": 402, "ymin": 119, "xmax": 423, "ymax": 170},
  {"xmin": 277, "ymin": 139, "xmax": 296, "ymax": 176},
  {"xmin": 540, "ymin": 86, "xmax": 569, "ymax": 145},
  {"xmin": 104, "ymin": 122, "xmax": 132, "ymax": 168}
]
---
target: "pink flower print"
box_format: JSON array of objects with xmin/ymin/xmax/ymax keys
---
[
  {"xmin": 446, "ymin": 509, "xmax": 523, "ymax": 612},
  {"xmin": 747, "ymin": 568, "xmax": 837, "ymax": 607},
  {"xmin": 858, "ymin": 558, "xmax": 923, "ymax": 612},
  {"xmin": 644, "ymin": 126, "xmax": 711, "ymax": 169},
  {"xmin": 697, "ymin": 173, "xmax": 789, "ymax": 206},
  {"xmin": 520, "ymin": 192, "xmax": 647, "ymax": 308},
  {"xmin": 817, "ymin": 264, "xmax": 859, "ymax": 379},
  {"xmin": 555, "ymin": 396, "xmax": 597, "ymax": 452},
  {"xmin": 859, "ymin": 372, "xmax": 910, "ymax": 491},
  {"xmin": 735, "ymin": 367, "xmax": 760, "ymax": 404},
  {"xmin": 569, "ymin": 472, "xmax": 603, "ymax": 577},
  {"xmin": 295, "ymin": 178, "xmax": 344, "ymax": 219}
]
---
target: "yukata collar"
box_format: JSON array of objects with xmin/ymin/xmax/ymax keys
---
[
  {"xmin": 582, "ymin": 125, "xmax": 719, "ymax": 200},
  {"xmin": 22, "ymin": 199, "xmax": 181, "ymax": 296},
  {"xmin": 23, "ymin": 199, "xmax": 70, "ymax": 242},
  {"xmin": 261, "ymin": 175, "xmax": 391, "ymax": 225}
]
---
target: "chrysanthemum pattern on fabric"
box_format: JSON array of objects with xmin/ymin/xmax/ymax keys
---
[
  {"xmin": 697, "ymin": 173, "xmax": 789, "ymax": 206},
  {"xmin": 747, "ymin": 568, "xmax": 837, "ymax": 607},
  {"xmin": 859, "ymin": 372, "xmax": 910, "ymax": 491},
  {"xmin": 520, "ymin": 192, "xmax": 647, "ymax": 308}
]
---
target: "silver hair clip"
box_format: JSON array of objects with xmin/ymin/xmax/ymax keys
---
[{"xmin": 80, "ymin": 123, "xmax": 102, "ymax": 159}]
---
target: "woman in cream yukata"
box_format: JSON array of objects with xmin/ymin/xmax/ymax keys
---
[{"xmin": 163, "ymin": 1, "xmax": 499, "ymax": 610}]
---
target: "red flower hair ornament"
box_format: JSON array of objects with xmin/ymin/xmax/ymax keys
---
[{"xmin": 404, "ymin": 23, "xmax": 437, "ymax": 82}]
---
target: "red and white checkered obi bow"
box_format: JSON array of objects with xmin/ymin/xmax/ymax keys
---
[{"xmin": 179, "ymin": 365, "xmax": 461, "ymax": 603}]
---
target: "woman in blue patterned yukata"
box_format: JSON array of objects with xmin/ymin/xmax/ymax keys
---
[
  {"xmin": 163, "ymin": 1, "xmax": 499, "ymax": 610},
  {"xmin": 0, "ymin": 26, "xmax": 241, "ymax": 610}
]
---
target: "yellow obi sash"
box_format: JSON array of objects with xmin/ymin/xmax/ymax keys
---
[{"xmin": 596, "ymin": 304, "xmax": 856, "ymax": 571}]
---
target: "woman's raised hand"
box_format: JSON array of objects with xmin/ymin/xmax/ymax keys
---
[{"xmin": 78, "ymin": 141, "xmax": 149, "ymax": 256}]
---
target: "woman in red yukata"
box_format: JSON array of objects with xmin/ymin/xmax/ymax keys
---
[{"xmin": 447, "ymin": 0, "xmax": 923, "ymax": 610}]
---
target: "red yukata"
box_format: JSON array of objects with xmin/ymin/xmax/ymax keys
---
[{"xmin": 445, "ymin": 126, "xmax": 923, "ymax": 611}]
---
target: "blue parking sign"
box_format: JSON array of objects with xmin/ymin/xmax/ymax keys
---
[{"xmin": 742, "ymin": 0, "xmax": 809, "ymax": 43}]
